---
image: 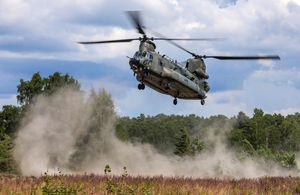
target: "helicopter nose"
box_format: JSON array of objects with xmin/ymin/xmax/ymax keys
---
[
  {"xmin": 129, "ymin": 58, "xmax": 141, "ymax": 70},
  {"xmin": 129, "ymin": 58, "xmax": 139, "ymax": 66}
]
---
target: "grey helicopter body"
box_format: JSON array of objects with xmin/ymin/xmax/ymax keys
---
[
  {"xmin": 129, "ymin": 39, "xmax": 209, "ymax": 105},
  {"xmin": 79, "ymin": 11, "xmax": 280, "ymax": 105}
]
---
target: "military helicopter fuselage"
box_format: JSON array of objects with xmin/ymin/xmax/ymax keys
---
[
  {"xmin": 79, "ymin": 11, "xmax": 280, "ymax": 105},
  {"xmin": 129, "ymin": 40, "xmax": 209, "ymax": 105}
]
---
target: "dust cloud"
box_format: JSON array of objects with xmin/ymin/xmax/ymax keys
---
[{"xmin": 14, "ymin": 88, "xmax": 299, "ymax": 178}]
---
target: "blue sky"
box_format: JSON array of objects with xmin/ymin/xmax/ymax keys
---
[{"xmin": 0, "ymin": 0, "xmax": 299, "ymax": 117}]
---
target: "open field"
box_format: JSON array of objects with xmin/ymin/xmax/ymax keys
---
[{"xmin": 1, "ymin": 174, "xmax": 300, "ymax": 194}]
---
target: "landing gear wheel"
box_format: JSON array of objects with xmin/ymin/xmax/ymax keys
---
[
  {"xmin": 138, "ymin": 83, "xmax": 142, "ymax": 90},
  {"xmin": 138, "ymin": 83, "xmax": 145, "ymax": 90},
  {"xmin": 201, "ymin": 99, "xmax": 205, "ymax": 105},
  {"xmin": 173, "ymin": 98, "xmax": 178, "ymax": 105}
]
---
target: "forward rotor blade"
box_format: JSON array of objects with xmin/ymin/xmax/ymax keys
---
[
  {"xmin": 165, "ymin": 40, "xmax": 197, "ymax": 57},
  {"xmin": 78, "ymin": 38, "xmax": 140, "ymax": 44},
  {"xmin": 126, "ymin": 11, "xmax": 146, "ymax": 35},
  {"xmin": 148, "ymin": 29, "xmax": 197, "ymax": 57},
  {"xmin": 203, "ymin": 55, "xmax": 281, "ymax": 60}
]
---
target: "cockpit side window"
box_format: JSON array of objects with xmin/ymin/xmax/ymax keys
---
[
  {"xmin": 133, "ymin": 51, "xmax": 139, "ymax": 58},
  {"xmin": 149, "ymin": 54, "xmax": 153, "ymax": 60},
  {"xmin": 140, "ymin": 52, "xmax": 153, "ymax": 62}
]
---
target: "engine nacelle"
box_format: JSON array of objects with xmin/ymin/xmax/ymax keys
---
[
  {"xmin": 186, "ymin": 58, "xmax": 209, "ymax": 79},
  {"xmin": 139, "ymin": 40, "xmax": 156, "ymax": 52}
]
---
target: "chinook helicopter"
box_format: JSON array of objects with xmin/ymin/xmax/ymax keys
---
[{"xmin": 79, "ymin": 11, "xmax": 280, "ymax": 105}]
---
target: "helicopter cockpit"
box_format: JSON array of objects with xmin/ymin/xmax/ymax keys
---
[
  {"xmin": 129, "ymin": 51, "xmax": 153, "ymax": 72},
  {"xmin": 133, "ymin": 51, "xmax": 153, "ymax": 62}
]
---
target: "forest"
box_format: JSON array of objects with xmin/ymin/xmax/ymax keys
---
[{"xmin": 0, "ymin": 72, "xmax": 300, "ymax": 174}]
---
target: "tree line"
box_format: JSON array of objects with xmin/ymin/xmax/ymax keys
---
[{"xmin": 0, "ymin": 72, "xmax": 299, "ymax": 173}]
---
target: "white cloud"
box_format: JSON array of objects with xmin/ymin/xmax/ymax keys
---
[
  {"xmin": 274, "ymin": 107, "xmax": 300, "ymax": 116},
  {"xmin": 74, "ymin": 27, "xmax": 138, "ymax": 62},
  {"xmin": 0, "ymin": 94, "xmax": 17, "ymax": 109},
  {"xmin": 1, "ymin": 0, "xmax": 299, "ymax": 59},
  {"xmin": 0, "ymin": 0, "xmax": 299, "ymax": 117}
]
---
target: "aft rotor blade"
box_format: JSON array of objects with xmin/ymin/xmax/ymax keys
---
[
  {"xmin": 153, "ymin": 38, "xmax": 225, "ymax": 41},
  {"xmin": 126, "ymin": 11, "xmax": 146, "ymax": 35},
  {"xmin": 203, "ymin": 55, "xmax": 281, "ymax": 60},
  {"xmin": 78, "ymin": 38, "xmax": 140, "ymax": 44}
]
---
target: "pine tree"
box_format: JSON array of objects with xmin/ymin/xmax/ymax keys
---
[{"xmin": 174, "ymin": 128, "xmax": 190, "ymax": 156}]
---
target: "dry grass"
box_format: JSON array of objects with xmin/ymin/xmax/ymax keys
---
[{"xmin": 0, "ymin": 174, "xmax": 300, "ymax": 194}]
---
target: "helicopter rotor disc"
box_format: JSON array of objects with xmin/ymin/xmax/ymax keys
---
[{"xmin": 78, "ymin": 11, "xmax": 280, "ymax": 61}]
